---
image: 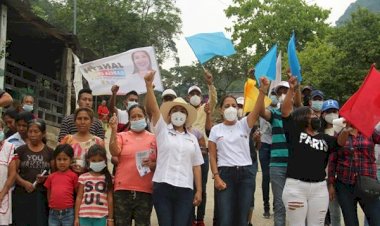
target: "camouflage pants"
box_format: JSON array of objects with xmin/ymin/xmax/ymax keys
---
[{"xmin": 114, "ymin": 190, "xmax": 153, "ymax": 226}]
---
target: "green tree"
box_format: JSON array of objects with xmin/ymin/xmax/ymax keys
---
[
  {"xmin": 225, "ymin": 0, "xmax": 330, "ymax": 60},
  {"xmin": 299, "ymin": 8, "xmax": 380, "ymax": 103},
  {"xmin": 30, "ymin": 0, "xmax": 182, "ymax": 62}
]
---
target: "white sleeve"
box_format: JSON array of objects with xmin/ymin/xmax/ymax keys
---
[
  {"xmin": 208, "ymin": 125, "xmax": 218, "ymax": 143},
  {"xmin": 153, "ymin": 115, "xmax": 167, "ymax": 138},
  {"xmin": 240, "ymin": 117, "xmax": 251, "ymax": 135}
]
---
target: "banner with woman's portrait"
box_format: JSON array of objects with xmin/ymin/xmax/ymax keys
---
[{"xmin": 79, "ymin": 46, "xmax": 163, "ymax": 95}]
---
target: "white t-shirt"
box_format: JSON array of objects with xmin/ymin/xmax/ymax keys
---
[
  {"xmin": 117, "ymin": 108, "xmax": 129, "ymax": 124},
  {"xmin": 152, "ymin": 116, "xmax": 204, "ymax": 189},
  {"xmin": 209, "ymin": 117, "xmax": 252, "ymax": 167}
]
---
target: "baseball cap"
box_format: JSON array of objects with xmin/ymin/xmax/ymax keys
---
[
  {"xmin": 275, "ymin": 81, "xmax": 290, "ymax": 93},
  {"xmin": 161, "ymin": 89, "xmax": 177, "ymax": 98},
  {"xmin": 322, "ymin": 99, "xmax": 339, "ymax": 112},
  {"xmin": 302, "ymin": 86, "xmax": 313, "ymax": 93},
  {"xmin": 188, "ymin": 85, "xmax": 202, "ymax": 94},
  {"xmin": 311, "ymin": 90, "xmax": 324, "ymax": 99},
  {"xmin": 236, "ymin": 97, "xmax": 244, "ymax": 105}
]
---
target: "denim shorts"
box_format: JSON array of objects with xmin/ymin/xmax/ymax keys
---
[{"xmin": 48, "ymin": 208, "xmax": 74, "ymax": 226}]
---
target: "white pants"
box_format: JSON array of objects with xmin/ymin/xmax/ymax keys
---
[{"xmin": 282, "ymin": 178, "xmax": 329, "ymax": 226}]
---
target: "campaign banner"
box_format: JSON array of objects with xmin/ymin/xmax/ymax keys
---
[{"xmin": 79, "ymin": 46, "xmax": 163, "ymax": 95}]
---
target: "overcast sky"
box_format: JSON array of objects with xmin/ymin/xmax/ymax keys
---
[{"xmin": 163, "ymin": 0, "xmax": 356, "ymax": 68}]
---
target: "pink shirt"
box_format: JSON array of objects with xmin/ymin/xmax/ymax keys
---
[
  {"xmin": 60, "ymin": 135, "xmax": 104, "ymax": 165},
  {"xmin": 114, "ymin": 131, "xmax": 156, "ymax": 193},
  {"xmin": 78, "ymin": 172, "xmax": 108, "ymax": 218},
  {"xmin": 44, "ymin": 170, "xmax": 78, "ymax": 209}
]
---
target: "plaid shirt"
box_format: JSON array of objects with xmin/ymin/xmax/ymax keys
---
[{"xmin": 328, "ymin": 130, "xmax": 380, "ymax": 185}]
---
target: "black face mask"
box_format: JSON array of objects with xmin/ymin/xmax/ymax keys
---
[{"xmin": 310, "ymin": 118, "xmax": 321, "ymax": 131}]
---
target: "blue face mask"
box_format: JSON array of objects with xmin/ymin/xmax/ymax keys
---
[
  {"xmin": 23, "ymin": 104, "xmax": 34, "ymax": 112},
  {"xmin": 311, "ymin": 100, "xmax": 323, "ymax": 111},
  {"xmin": 0, "ymin": 131, "xmax": 4, "ymax": 142},
  {"xmin": 127, "ymin": 101, "xmax": 138, "ymax": 110},
  {"xmin": 270, "ymin": 95, "xmax": 278, "ymax": 106},
  {"xmin": 130, "ymin": 118, "xmax": 147, "ymax": 132}
]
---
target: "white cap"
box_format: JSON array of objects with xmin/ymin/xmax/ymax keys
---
[
  {"xmin": 188, "ymin": 85, "xmax": 202, "ymax": 94},
  {"xmin": 237, "ymin": 97, "xmax": 244, "ymax": 105},
  {"xmin": 161, "ymin": 89, "xmax": 177, "ymax": 98},
  {"xmin": 275, "ymin": 81, "xmax": 290, "ymax": 93}
]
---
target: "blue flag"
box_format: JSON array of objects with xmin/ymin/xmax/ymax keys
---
[
  {"xmin": 254, "ymin": 44, "xmax": 278, "ymax": 82},
  {"xmin": 288, "ymin": 32, "xmax": 302, "ymax": 81},
  {"xmin": 185, "ymin": 32, "xmax": 236, "ymax": 64}
]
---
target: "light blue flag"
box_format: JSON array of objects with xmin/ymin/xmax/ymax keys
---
[
  {"xmin": 185, "ymin": 32, "xmax": 236, "ymax": 64},
  {"xmin": 288, "ymin": 32, "xmax": 302, "ymax": 81},
  {"xmin": 254, "ymin": 44, "xmax": 278, "ymax": 82}
]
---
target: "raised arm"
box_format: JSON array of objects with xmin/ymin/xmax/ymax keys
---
[
  {"xmin": 205, "ymin": 70, "xmax": 217, "ymax": 111},
  {"xmin": 108, "ymin": 113, "xmax": 120, "ymax": 157},
  {"xmin": 281, "ymin": 76, "xmax": 297, "ymax": 118},
  {"xmin": 204, "ymin": 103, "xmax": 213, "ymax": 133},
  {"xmin": 110, "ymin": 85, "xmax": 119, "ymax": 116},
  {"xmin": 248, "ymin": 77, "xmax": 270, "ymax": 128},
  {"xmin": 144, "ymin": 71, "xmax": 160, "ymax": 126}
]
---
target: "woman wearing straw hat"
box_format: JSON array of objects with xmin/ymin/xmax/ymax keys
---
[{"xmin": 144, "ymin": 70, "xmax": 204, "ymax": 226}]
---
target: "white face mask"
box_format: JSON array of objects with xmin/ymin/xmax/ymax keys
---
[
  {"xmin": 189, "ymin": 95, "xmax": 201, "ymax": 107},
  {"xmin": 171, "ymin": 111, "xmax": 187, "ymax": 127},
  {"xmin": 324, "ymin": 113, "xmax": 339, "ymax": 124},
  {"xmin": 224, "ymin": 107, "xmax": 238, "ymax": 122},
  {"xmin": 237, "ymin": 108, "xmax": 244, "ymax": 118},
  {"xmin": 278, "ymin": 94, "xmax": 286, "ymax": 104},
  {"xmin": 89, "ymin": 161, "xmax": 106, "ymax": 172},
  {"xmin": 127, "ymin": 101, "xmax": 138, "ymax": 110}
]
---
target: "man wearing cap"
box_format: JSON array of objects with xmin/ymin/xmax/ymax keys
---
[
  {"xmin": 110, "ymin": 85, "xmax": 139, "ymax": 132},
  {"xmin": 301, "ymin": 85, "xmax": 313, "ymax": 107},
  {"xmin": 236, "ymin": 97, "xmax": 244, "ymax": 119},
  {"xmin": 161, "ymin": 89, "xmax": 177, "ymax": 103},
  {"xmin": 187, "ymin": 70, "xmax": 217, "ymax": 226},
  {"xmin": 309, "ymin": 90, "xmax": 324, "ymax": 117}
]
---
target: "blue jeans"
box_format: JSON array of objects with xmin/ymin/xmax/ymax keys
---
[
  {"xmin": 329, "ymin": 196, "xmax": 342, "ymax": 226},
  {"xmin": 250, "ymin": 160, "xmax": 259, "ymax": 208},
  {"xmin": 216, "ymin": 165, "xmax": 255, "ymax": 226},
  {"xmin": 270, "ymin": 166, "xmax": 287, "ymax": 226},
  {"xmin": 193, "ymin": 154, "xmax": 209, "ymax": 221},
  {"xmin": 364, "ymin": 168, "xmax": 380, "ymax": 226},
  {"xmin": 336, "ymin": 180, "xmax": 380, "ymax": 226},
  {"xmin": 153, "ymin": 182, "xmax": 193, "ymax": 226},
  {"xmin": 259, "ymin": 143, "xmax": 271, "ymax": 212},
  {"xmin": 48, "ymin": 208, "xmax": 74, "ymax": 226}
]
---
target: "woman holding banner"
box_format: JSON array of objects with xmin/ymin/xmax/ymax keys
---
[{"xmin": 144, "ymin": 70, "xmax": 203, "ymax": 226}]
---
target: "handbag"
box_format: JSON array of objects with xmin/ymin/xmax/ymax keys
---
[{"xmin": 348, "ymin": 136, "xmax": 380, "ymax": 199}]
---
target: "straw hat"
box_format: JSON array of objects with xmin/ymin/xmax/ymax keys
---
[{"xmin": 160, "ymin": 97, "xmax": 197, "ymax": 127}]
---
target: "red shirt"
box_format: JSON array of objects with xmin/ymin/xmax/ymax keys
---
[
  {"xmin": 44, "ymin": 169, "xmax": 78, "ymax": 209},
  {"xmin": 97, "ymin": 105, "xmax": 109, "ymax": 121}
]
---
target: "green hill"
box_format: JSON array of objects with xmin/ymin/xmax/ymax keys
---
[{"xmin": 336, "ymin": 0, "xmax": 380, "ymax": 25}]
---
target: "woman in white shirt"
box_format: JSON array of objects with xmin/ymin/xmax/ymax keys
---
[
  {"xmin": 144, "ymin": 70, "xmax": 204, "ymax": 226},
  {"xmin": 209, "ymin": 94, "xmax": 259, "ymax": 226}
]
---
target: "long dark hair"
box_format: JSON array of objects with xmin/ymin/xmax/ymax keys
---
[
  {"xmin": 85, "ymin": 144, "xmax": 113, "ymax": 191},
  {"xmin": 291, "ymin": 106, "xmax": 312, "ymax": 130}
]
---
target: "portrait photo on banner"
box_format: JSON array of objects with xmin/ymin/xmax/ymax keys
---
[{"xmin": 79, "ymin": 46, "xmax": 163, "ymax": 95}]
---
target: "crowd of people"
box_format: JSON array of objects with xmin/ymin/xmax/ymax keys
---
[{"xmin": 0, "ymin": 68, "xmax": 379, "ymax": 226}]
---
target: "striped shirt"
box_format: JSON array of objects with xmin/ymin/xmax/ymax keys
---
[
  {"xmin": 269, "ymin": 108, "xmax": 288, "ymax": 167},
  {"xmin": 78, "ymin": 172, "xmax": 108, "ymax": 218},
  {"xmin": 58, "ymin": 114, "xmax": 105, "ymax": 142}
]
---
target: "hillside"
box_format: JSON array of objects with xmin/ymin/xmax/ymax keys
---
[{"xmin": 336, "ymin": 0, "xmax": 380, "ymax": 25}]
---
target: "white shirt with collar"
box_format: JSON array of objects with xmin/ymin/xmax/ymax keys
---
[{"xmin": 152, "ymin": 115, "xmax": 204, "ymax": 190}]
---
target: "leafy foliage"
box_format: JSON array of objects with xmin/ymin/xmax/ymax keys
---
[
  {"xmin": 30, "ymin": 0, "xmax": 182, "ymax": 62},
  {"xmin": 225, "ymin": 0, "xmax": 330, "ymax": 60}
]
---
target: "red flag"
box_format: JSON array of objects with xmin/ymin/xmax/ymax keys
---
[{"xmin": 339, "ymin": 65, "xmax": 380, "ymax": 137}]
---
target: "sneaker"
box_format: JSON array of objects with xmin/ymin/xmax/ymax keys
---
[
  {"xmin": 248, "ymin": 223, "xmax": 253, "ymax": 226},
  {"xmin": 263, "ymin": 211, "xmax": 270, "ymax": 219},
  {"xmin": 192, "ymin": 221, "xmax": 198, "ymax": 226},
  {"xmin": 197, "ymin": 220, "xmax": 205, "ymax": 226}
]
